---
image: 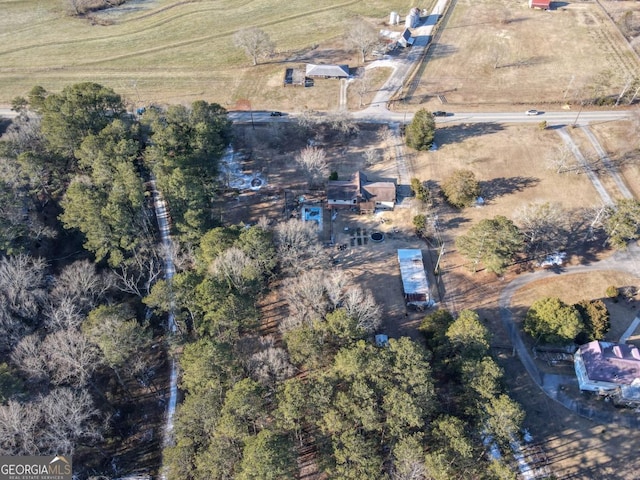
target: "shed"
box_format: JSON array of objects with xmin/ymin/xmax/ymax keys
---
[
  {"xmin": 283, "ymin": 68, "xmax": 306, "ymax": 87},
  {"xmin": 305, "ymin": 64, "xmax": 349, "ymax": 79},
  {"xmin": 529, "ymin": 0, "xmax": 551, "ymax": 9},
  {"xmin": 397, "ymin": 249, "xmax": 431, "ymax": 308},
  {"xmin": 398, "ymin": 28, "xmax": 414, "ymax": 48}
]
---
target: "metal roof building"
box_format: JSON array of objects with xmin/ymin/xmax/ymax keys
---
[
  {"xmin": 397, "ymin": 249, "xmax": 431, "ymax": 308},
  {"xmin": 305, "ymin": 64, "xmax": 349, "ymax": 78}
]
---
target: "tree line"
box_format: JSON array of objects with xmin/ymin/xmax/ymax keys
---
[{"xmin": 0, "ymin": 82, "xmax": 232, "ymax": 473}]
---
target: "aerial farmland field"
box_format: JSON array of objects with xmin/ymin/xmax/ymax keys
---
[{"xmin": 0, "ymin": 0, "xmax": 413, "ymax": 108}]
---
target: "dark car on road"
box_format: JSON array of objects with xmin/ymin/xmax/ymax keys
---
[
  {"xmin": 432, "ymin": 111, "xmax": 447, "ymax": 117},
  {"xmin": 270, "ymin": 111, "xmax": 284, "ymax": 117}
]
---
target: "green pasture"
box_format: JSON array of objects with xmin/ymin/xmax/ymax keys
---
[{"xmin": 0, "ymin": 0, "xmax": 411, "ymax": 107}]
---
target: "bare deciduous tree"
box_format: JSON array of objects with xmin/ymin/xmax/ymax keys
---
[
  {"xmin": 43, "ymin": 297, "xmax": 84, "ymax": 331},
  {"xmin": 38, "ymin": 388, "xmax": 103, "ymax": 455},
  {"xmin": 363, "ymin": 148, "xmax": 379, "ymax": 166},
  {"xmin": 11, "ymin": 334, "xmax": 47, "ymax": 382},
  {"xmin": 233, "ymin": 27, "xmax": 275, "ymax": 66},
  {"xmin": 377, "ymin": 125, "xmax": 395, "ymax": 145},
  {"xmin": 282, "ymin": 270, "xmax": 329, "ymax": 330},
  {"xmin": 274, "ymin": 219, "xmax": 326, "ymax": 274},
  {"xmin": 2, "ymin": 113, "xmax": 45, "ymax": 156},
  {"xmin": 323, "ymin": 269, "xmax": 350, "ymax": 309},
  {"xmin": 546, "ymin": 144, "xmax": 580, "ymax": 174},
  {"xmin": 41, "ymin": 329, "xmax": 101, "ymax": 387},
  {"xmin": 343, "ymin": 286, "xmax": 381, "ymax": 333},
  {"xmin": 0, "ymin": 400, "xmax": 40, "ymax": 455},
  {"xmin": 515, "ymin": 201, "xmax": 568, "ymax": 256},
  {"xmin": 0, "ymin": 306, "xmax": 30, "ymax": 353},
  {"xmin": 51, "ymin": 259, "xmax": 111, "ymax": 312},
  {"xmin": 0, "ymin": 254, "xmax": 47, "ymax": 321},
  {"xmin": 294, "ymin": 146, "xmax": 329, "ymax": 189},
  {"xmin": 345, "ymin": 20, "xmax": 381, "ymax": 64},
  {"xmin": 325, "ymin": 111, "xmax": 359, "ymax": 138},
  {"xmin": 248, "ymin": 338, "xmax": 295, "ymax": 387},
  {"xmin": 353, "ymin": 70, "xmax": 372, "ymax": 107},
  {"xmin": 210, "ymin": 247, "xmax": 259, "ymax": 293},
  {"xmin": 112, "ymin": 247, "xmax": 162, "ymax": 298},
  {"xmin": 296, "ymin": 109, "xmax": 322, "ymax": 130}
]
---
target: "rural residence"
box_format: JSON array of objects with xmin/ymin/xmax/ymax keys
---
[
  {"xmin": 574, "ymin": 341, "xmax": 640, "ymax": 401},
  {"xmin": 305, "ymin": 64, "xmax": 349, "ymax": 79},
  {"xmin": 327, "ymin": 171, "xmax": 396, "ymax": 212},
  {"xmin": 397, "ymin": 249, "xmax": 432, "ymax": 309}
]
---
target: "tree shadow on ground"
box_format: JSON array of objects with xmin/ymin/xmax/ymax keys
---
[
  {"xmin": 440, "ymin": 216, "xmax": 470, "ymax": 230},
  {"xmin": 564, "ymin": 217, "xmax": 608, "ymax": 266},
  {"xmin": 480, "ymin": 176, "xmax": 539, "ymax": 202},
  {"xmin": 436, "ymin": 122, "xmax": 505, "ymax": 147},
  {"xmin": 282, "ymin": 47, "xmax": 350, "ymax": 64}
]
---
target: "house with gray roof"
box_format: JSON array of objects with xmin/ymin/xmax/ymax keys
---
[
  {"xmin": 574, "ymin": 340, "xmax": 640, "ymax": 401},
  {"xmin": 305, "ymin": 64, "xmax": 349, "ymax": 79}
]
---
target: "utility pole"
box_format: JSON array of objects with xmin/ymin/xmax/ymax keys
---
[{"xmin": 572, "ymin": 102, "xmax": 584, "ymax": 128}]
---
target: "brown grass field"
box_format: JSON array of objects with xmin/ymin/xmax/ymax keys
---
[
  {"xmin": 0, "ymin": 0, "xmax": 412, "ymax": 108},
  {"xmin": 406, "ymin": 0, "xmax": 640, "ymax": 110}
]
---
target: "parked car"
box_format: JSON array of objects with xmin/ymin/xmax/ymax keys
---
[
  {"xmin": 432, "ymin": 111, "xmax": 447, "ymax": 117},
  {"xmin": 270, "ymin": 111, "xmax": 284, "ymax": 116},
  {"xmin": 525, "ymin": 109, "xmax": 540, "ymax": 116}
]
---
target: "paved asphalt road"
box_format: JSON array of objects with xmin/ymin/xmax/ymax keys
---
[
  {"xmin": 227, "ymin": 109, "xmax": 632, "ymax": 127},
  {"xmin": 1, "ymin": 107, "xmax": 633, "ymax": 127},
  {"xmin": 0, "ymin": 108, "xmax": 18, "ymax": 119}
]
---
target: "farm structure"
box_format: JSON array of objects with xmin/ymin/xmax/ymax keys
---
[
  {"xmin": 398, "ymin": 29, "xmax": 414, "ymax": 48},
  {"xmin": 405, "ymin": 7, "xmax": 421, "ymax": 28},
  {"xmin": 327, "ymin": 171, "xmax": 396, "ymax": 212},
  {"xmin": 574, "ymin": 341, "xmax": 640, "ymax": 401},
  {"xmin": 529, "ymin": 0, "xmax": 551, "ymax": 10},
  {"xmin": 283, "ymin": 68, "xmax": 307, "ymax": 87},
  {"xmin": 397, "ymin": 249, "xmax": 431, "ymax": 308},
  {"xmin": 305, "ymin": 64, "xmax": 349, "ymax": 79}
]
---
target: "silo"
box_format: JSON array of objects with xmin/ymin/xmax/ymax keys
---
[
  {"xmin": 405, "ymin": 13, "xmax": 417, "ymax": 28},
  {"xmin": 390, "ymin": 11, "xmax": 399, "ymax": 25}
]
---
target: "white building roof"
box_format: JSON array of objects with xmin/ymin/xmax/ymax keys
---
[
  {"xmin": 305, "ymin": 64, "xmax": 349, "ymax": 78},
  {"xmin": 397, "ymin": 249, "xmax": 430, "ymax": 305}
]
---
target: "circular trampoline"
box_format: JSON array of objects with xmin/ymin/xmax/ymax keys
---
[{"xmin": 370, "ymin": 232, "xmax": 385, "ymax": 243}]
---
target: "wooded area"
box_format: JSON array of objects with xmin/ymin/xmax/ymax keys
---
[{"xmin": 1, "ymin": 81, "xmax": 628, "ymax": 477}]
